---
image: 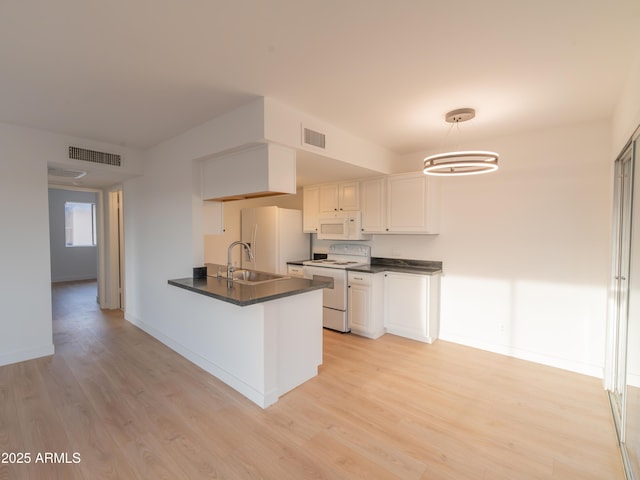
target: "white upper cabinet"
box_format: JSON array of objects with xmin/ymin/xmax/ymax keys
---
[
  {"xmin": 361, "ymin": 172, "xmax": 439, "ymax": 234},
  {"xmin": 202, "ymin": 200, "xmax": 224, "ymax": 235},
  {"xmin": 387, "ymin": 173, "xmax": 426, "ymax": 233},
  {"xmin": 319, "ymin": 181, "xmax": 360, "ymax": 213},
  {"xmin": 339, "ymin": 182, "xmax": 360, "ymax": 211},
  {"xmin": 302, "ymin": 185, "xmax": 320, "ymax": 233},
  {"xmin": 318, "ymin": 184, "xmax": 339, "ymax": 213},
  {"xmin": 360, "ymin": 177, "xmax": 387, "ymax": 233},
  {"xmin": 304, "ymin": 172, "xmax": 439, "ymax": 235},
  {"xmin": 386, "ymin": 173, "xmax": 439, "ymax": 234}
]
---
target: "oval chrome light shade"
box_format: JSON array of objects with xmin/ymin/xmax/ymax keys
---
[{"xmin": 423, "ymin": 150, "xmax": 499, "ymax": 176}]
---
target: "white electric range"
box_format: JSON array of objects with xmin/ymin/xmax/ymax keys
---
[{"xmin": 302, "ymin": 244, "xmax": 371, "ymax": 332}]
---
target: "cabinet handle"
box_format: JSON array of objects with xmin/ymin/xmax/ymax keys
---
[
  {"xmin": 354, "ymin": 276, "xmax": 363, "ymax": 280},
  {"xmin": 386, "ymin": 228, "xmax": 389, "ymax": 231}
]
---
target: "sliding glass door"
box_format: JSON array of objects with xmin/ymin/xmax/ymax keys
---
[
  {"xmin": 610, "ymin": 144, "xmax": 633, "ymax": 432},
  {"xmin": 608, "ymin": 131, "xmax": 640, "ymax": 480}
]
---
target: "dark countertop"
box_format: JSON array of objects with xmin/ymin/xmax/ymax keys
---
[
  {"xmin": 287, "ymin": 257, "xmax": 443, "ymax": 276},
  {"xmin": 350, "ymin": 257, "xmax": 443, "ymax": 275},
  {"xmin": 168, "ymin": 266, "xmax": 330, "ymax": 307},
  {"xmin": 286, "ymin": 259, "xmax": 307, "ymax": 266}
]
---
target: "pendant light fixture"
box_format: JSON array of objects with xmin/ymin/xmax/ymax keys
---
[{"xmin": 423, "ymin": 108, "xmax": 499, "ymax": 176}]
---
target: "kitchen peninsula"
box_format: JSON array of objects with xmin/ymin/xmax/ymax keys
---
[{"xmin": 167, "ymin": 265, "xmax": 330, "ymax": 408}]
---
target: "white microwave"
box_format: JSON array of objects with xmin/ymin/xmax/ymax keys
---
[{"xmin": 317, "ymin": 211, "xmax": 371, "ymax": 241}]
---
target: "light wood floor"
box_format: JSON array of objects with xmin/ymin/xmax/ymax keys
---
[{"xmin": 0, "ymin": 280, "xmax": 624, "ymax": 479}]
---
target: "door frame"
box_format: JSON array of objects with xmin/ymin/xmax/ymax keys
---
[
  {"xmin": 106, "ymin": 188, "xmax": 124, "ymax": 309},
  {"xmin": 48, "ymin": 184, "xmax": 124, "ymax": 310}
]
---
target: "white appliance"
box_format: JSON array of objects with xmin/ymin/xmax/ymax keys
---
[
  {"xmin": 241, "ymin": 206, "xmax": 310, "ymax": 274},
  {"xmin": 303, "ymin": 244, "xmax": 371, "ymax": 332},
  {"xmin": 317, "ymin": 211, "xmax": 371, "ymax": 241}
]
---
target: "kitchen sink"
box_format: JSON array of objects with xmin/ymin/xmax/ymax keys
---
[{"xmin": 227, "ymin": 269, "xmax": 289, "ymax": 285}]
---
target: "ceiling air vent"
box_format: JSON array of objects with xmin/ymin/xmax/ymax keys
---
[
  {"xmin": 48, "ymin": 167, "xmax": 87, "ymax": 179},
  {"xmin": 302, "ymin": 127, "xmax": 326, "ymax": 149},
  {"xmin": 69, "ymin": 146, "xmax": 121, "ymax": 166}
]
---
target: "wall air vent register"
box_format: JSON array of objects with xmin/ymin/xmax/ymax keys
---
[
  {"xmin": 69, "ymin": 146, "xmax": 122, "ymax": 167},
  {"xmin": 302, "ymin": 127, "xmax": 326, "ymax": 149}
]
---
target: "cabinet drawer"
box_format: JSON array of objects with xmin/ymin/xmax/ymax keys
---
[
  {"xmin": 348, "ymin": 272, "xmax": 371, "ymax": 285},
  {"xmin": 287, "ymin": 265, "xmax": 305, "ymax": 278}
]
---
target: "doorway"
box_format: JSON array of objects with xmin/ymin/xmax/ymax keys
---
[
  {"xmin": 48, "ymin": 187, "xmax": 100, "ymax": 302},
  {"xmin": 47, "ymin": 185, "xmax": 124, "ymax": 311}
]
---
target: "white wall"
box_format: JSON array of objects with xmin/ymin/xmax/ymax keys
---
[
  {"xmin": 316, "ymin": 120, "xmax": 612, "ymax": 376},
  {"xmin": 612, "ymin": 52, "xmax": 640, "ymax": 156},
  {"xmin": 48, "ymin": 188, "xmax": 98, "ymax": 282},
  {"xmin": 0, "ymin": 125, "xmax": 55, "ymax": 365},
  {"xmin": 434, "ymin": 122, "xmax": 612, "ymax": 377},
  {"xmin": 123, "ymin": 98, "xmax": 268, "ymax": 348},
  {"xmin": 0, "ymin": 122, "xmax": 142, "ymax": 366},
  {"xmin": 263, "ymin": 97, "xmax": 396, "ymax": 174}
]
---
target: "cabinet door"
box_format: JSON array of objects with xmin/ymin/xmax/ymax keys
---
[
  {"xmin": 319, "ymin": 184, "xmax": 340, "ymax": 213},
  {"xmin": 202, "ymin": 200, "xmax": 224, "ymax": 235},
  {"xmin": 303, "ymin": 186, "xmax": 320, "ymax": 233},
  {"xmin": 360, "ymin": 178, "xmax": 386, "ymax": 233},
  {"xmin": 384, "ymin": 272, "xmax": 429, "ymax": 342},
  {"xmin": 348, "ymin": 283, "xmax": 370, "ymax": 333},
  {"xmin": 387, "ymin": 174, "xmax": 430, "ymax": 233},
  {"xmin": 339, "ymin": 182, "xmax": 360, "ymax": 211}
]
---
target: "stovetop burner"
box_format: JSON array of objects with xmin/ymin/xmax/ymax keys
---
[
  {"xmin": 303, "ymin": 244, "xmax": 371, "ymax": 269},
  {"xmin": 303, "ymin": 259, "xmax": 369, "ymax": 269}
]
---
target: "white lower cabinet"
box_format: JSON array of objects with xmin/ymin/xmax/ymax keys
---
[
  {"xmin": 348, "ymin": 271, "xmax": 385, "ymax": 339},
  {"xmin": 384, "ymin": 271, "xmax": 440, "ymax": 343},
  {"xmin": 287, "ymin": 265, "xmax": 305, "ymax": 278}
]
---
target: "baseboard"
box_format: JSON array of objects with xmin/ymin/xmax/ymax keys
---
[
  {"xmin": 628, "ymin": 372, "xmax": 640, "ymax": 388},
  {"xmin": 124, "ymin": 311, "xmax": 142, "ymax": 327},
  {"xmin": 385, "ymin": 326, "xmax": 433, "ymax": 344},
  {"xmin": 0, "ymin": 344, "xmax": 55, "ymax": 367},
  {"xmin": 439, "ymin": 333, "xmax": 604, "ymax": 378},
  {"xmin": 123, "ymin": 312, "xmax": 275, "ymax": 408}
]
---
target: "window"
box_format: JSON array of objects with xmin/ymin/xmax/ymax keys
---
[{"xmin": 65, "ymin": 202, "xmax": 97, "ymax": 247}]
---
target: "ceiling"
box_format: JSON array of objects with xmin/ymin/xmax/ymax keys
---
[{"xmin": 2, "ymin": 1, "xmax": 639, "ymax": 187}]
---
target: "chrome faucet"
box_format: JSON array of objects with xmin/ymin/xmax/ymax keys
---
[{"xmin": 227, "ymin": 241, "xmax": 254, "ymax": 278}]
